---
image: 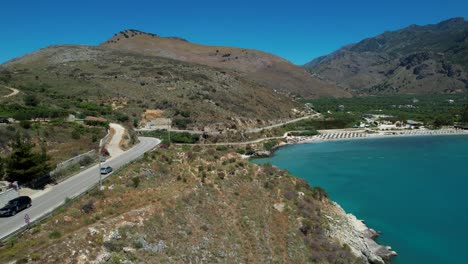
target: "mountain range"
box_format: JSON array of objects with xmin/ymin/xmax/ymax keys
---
[
  {"xmin": 1, "ymin": 16, "xmax": 466, "ymax": 264},
  {"xmin": 1, "ymin": 17, "xmax": 467, "ymax": 130},
  {"xmin": 304, "ymin": 17, "xmax": 468, "ymax": 95},
  {"xmin": 0, "ymin": 30, "xmax": 348, "ymax": 130}
]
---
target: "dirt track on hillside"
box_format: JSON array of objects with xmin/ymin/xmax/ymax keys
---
[{"xmin": 1, "ymin": 85, "xmax": 19, "ymax": 98}]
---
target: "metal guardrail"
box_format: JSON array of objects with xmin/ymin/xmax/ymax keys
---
[
  {"xmin": 0, "ymin": 138, "xmax": 160, "ymax": 242},
  {"xmin": 0, "ymin": 181, "xmax": 101, "ymax": 243},
  {"xmin": 50, "ymin": 150, "xmax": 96, "ymax": 176},
  {"xmin": 100, "ymin": 129, "xmax": 111, "ymax": 149}
]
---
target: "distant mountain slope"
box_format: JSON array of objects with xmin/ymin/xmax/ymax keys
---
[
  {"xmin": 304, "ymin": 17, "xmax": 468, "ymax": 95},
  {"xmin": 100, "ymin": 30, "xmax": 348, "ymax": 98},
  {"xmin": 0, "ymin": 45, "xmax": 303, "ymax": 129}
]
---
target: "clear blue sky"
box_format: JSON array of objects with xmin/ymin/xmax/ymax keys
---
[{"xmin": 1, "ymin": 0, "xmax": 467, "ymax": 65}]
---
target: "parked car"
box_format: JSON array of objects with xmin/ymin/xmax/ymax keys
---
[
  {"xmin": 0, "ymin": 117, "xmax": 10, "ymax": 124},
  {"xmin": 100, "ymin": 165, "xmax": 113, "ymax": 174},
  {"xmin": 0, "ymin": 196, "xmax": 32, "ymax": 216}
]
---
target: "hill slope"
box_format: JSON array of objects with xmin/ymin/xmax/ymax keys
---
[
  {"xmin": 1, "ymin": 44, "xmax": 304, "ymax": 130},
  {"xmin": 100, "ymin": 29, "xmax": 348, "ymax": 98},
  {"xmin": 0, "ymin": 145, "xmax": 394, "ymax": 263},
  {"xmin": 305, "ymin": 17, "xmax": 468, "ymax": 95}
]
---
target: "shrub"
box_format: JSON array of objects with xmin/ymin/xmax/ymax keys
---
[
  {"xmin": 24, "ymin": 94, "xmax": 39, "ymax": 107},
  {"xmin": 82, "ymin": 200, "xmax": 94, "ymax": 213},
  {"xmin": 115, "ymin": 112, "xmax": 129, "ymax": 122},
  {"xmin": 64, "ymin": 197, "xmax": 72, "ymax": 204},
  {"xmin": 51, "ymin": 163, "xmax": 80, "ymax": 182},
  {"xmin": 263, "ymin": 140, "xmax": 277, "ymax": 151},
  {"xmin": 90, "ymin": 189, "xmax": 105, "ymax": 199},
  {"xmin": 245, "ymin": 148, "xmax": 255, "ymax": 155},
  {"xmin": 216, "ymin": 145, "xmax": 228, "ymax": 151},
  {"xmin": 169, "ymin": 132, "xmax": 199, "ymax": 144},
  {"xmin": 48, "ymin": 230, "xmax": 61, "ymax": 239},
  {"xmin": 131, "ymin": 177, "xmax": 140, "ymax": 188},
  {"xmin": 142, "ymin": 130, "xmax": 198, "ymax": 144},
  {"xmin": 79, "ymin": 155, "xmax": 95, "ymax": 167},
  {"xmin": 71, "ymin": 130, "xmax": 80, "ymax": 139},
  {"xmin": 17, "ymin": 258, "xmax": 28, "ymax": 264},
  {"xmin": 192, "ymin": 145, "xmax": 201, "ymax": 152},
  {"xmin": 311, "ymin": 187, "xmax": 328, "ymax": 200},
  {"xmin": 300, "ymin": 219, "xmax": 313, "ymax": 235},
  {"xmin": 19, "ymin": 120, "xmax": 31, "ymax": 129},
  {"xmin": 173, "ymin": 117, "xmax": 191, "ymax": 129},
  {"xmin": 180, "ymin": 111, "xmax": 191, "ymax": 118},
  {"xmin": 236, "ymin": 149, "xmax": 246, "ymax": 155},
  {"xmin": 31, "ymin": 252, "xmax": 41, "ymax": 261}
]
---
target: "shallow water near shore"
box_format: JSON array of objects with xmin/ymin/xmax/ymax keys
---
[{"xmin": 252, "ymin": 135, "xmax": 468, "ymax": 263}]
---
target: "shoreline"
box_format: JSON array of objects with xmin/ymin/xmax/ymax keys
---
[
  {"xmin": 325, "ymin": 201, "xmax": 397, "ymax": 263},
  {"xmin": 250, "ymin": 128, "xmax": 468, "ymax": 263},
  {"xmin": 250, "ymin": 128, "xmax": 468, "ymax": 159},
  {"xmin": 284, "ymin": 128, "xmax": 468, "ymax": 147}
]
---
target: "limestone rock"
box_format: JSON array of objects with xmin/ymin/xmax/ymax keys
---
[
  {"xmin": 253, "ymin": 151, "xmax": 271, "ymax": 157},
  {"xmin": 326, "ymin": 202, "xmax": 397, "ymax": 263},
  {"xmin": 88, "ymin": 227, "xmax": 99, "ymax": 236}
]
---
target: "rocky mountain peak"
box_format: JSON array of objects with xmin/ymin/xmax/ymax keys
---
[
  {"xmin": 304, "ymin": 17, "xmax": 468, "ymax": 95},
  {"xmin": 437, "ymin": 17, "xmax": 466, "ymax": 28}
]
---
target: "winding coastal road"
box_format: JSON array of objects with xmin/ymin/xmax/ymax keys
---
[
  {"xmin": 137, "ymin": 114, "xmax": 321, "ymax": 135},
  {"xmin": 107, "ymin": 123, "xmax": 126, "ymax": 156},
  {"xmin": 0, "ymin": 136, "xmax": 160, "ymax": 240}
]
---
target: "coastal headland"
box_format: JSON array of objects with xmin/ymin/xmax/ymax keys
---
[{"xmin": 251, "ymin": 127, "xmax": 468, "ymax": 263}]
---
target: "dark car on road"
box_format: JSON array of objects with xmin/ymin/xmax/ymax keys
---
[
  {"xmin": 0, "ymin": 196, "xmax": 32, "ymax": 216},
  {"xmin": 100, "ymin": 166, "xmax": 113, "ymax": 174},
  {"xmin": 0, "ymin": 117, "xmax": 10, "ymax": 124}
]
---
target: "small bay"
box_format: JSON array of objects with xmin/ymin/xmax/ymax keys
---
[{"xmin": 252, "ymin": 135, "xmax": 468, "ymax": 263}]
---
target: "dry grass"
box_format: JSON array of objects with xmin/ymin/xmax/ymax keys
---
[
  {"xmin": 0, "ymin": 85, "xmax": 11, "ymax": 97},
  {"xmin": 101, "ymin": 30, "xmax": 349, "ymax": 98},
  {"xmin": 0, "ymin": 122, "xmax": 105, "ymax": 166},
  {"xmin": 0, "ymin": 145, "xmax": 359, "ymax": 263},
  {"xmin": 1, "ymin": 44, "xmax": 302, "ymax": 130}
]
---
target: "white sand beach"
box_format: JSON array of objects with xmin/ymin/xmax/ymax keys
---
[{"xmin": 285, "ymin": 128, "xmax": 468, "ymax": 145}]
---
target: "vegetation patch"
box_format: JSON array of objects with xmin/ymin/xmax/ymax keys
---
[
  {"xmin": 141, "ymin": 130, "xmax": 199, "ymax": 144},
  {"xmin": 0, "ymin": 145, "xmax": 360, "ymax": 263},
  {"xmin": 303, "ymin": 94, "xmax": 468, "ymax": 126}
]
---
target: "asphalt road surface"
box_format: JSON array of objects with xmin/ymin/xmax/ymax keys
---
[{"xmin": 0, "ymin": 137, "xmax": 160, "ymax": 240}]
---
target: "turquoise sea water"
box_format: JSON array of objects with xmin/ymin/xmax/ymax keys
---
[{"xmin": 252, "ymin": 135, "xmax": 468, "ymax": 264}]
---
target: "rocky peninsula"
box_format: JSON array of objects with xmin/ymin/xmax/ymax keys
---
[{"xmin": 324, "ymin": 202, "xmax": 397, "ymax": 263}]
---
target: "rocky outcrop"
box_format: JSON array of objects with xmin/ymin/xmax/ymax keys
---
[
  {"xmin": 253, "ymin": 150, "xmax": 271, "ymax": 157},
  {"xmin": 325, "ymin": 202, "xmax": 397, "ymax": 263}
]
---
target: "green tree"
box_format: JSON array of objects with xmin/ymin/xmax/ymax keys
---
[
  {"xmin": 23, "ymin": 94, "xmax": 40, "ymax": 107},
  {"xmin": 0, "ymin": 70, "xmax": 12, "ymax": 84},
  {"xmin": 5, "ymin": 133, "xmax": 51, "ymax": 185},
  {"xmin": 433, "ymin": 115, "xmax": 453, "ymax": 128},
  {"xmin": 461, "ymin": 104, "xmax": 468, "ymax": 124},
  {"xmin": 115, "ymin": 112, "xmax": 129, "ymax": 122}
]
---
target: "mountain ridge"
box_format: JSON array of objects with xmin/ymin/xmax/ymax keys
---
[
  {"xmin": 304, "ymin": 17, "xmax": 468, "ymax": 95},
  {"xmin": 100, "ymin": 29, "xmax": 349, "ymax": 98},
  {"xmin": 0, "ymin": 44, "xmax": 307, "ymax": 131}
]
